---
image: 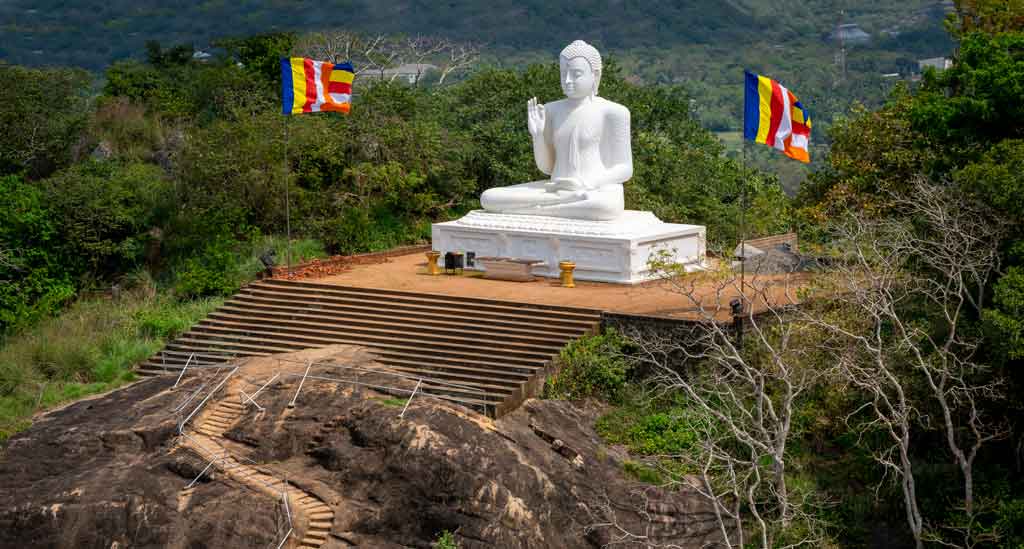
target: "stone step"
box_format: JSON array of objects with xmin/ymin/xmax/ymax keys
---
[
  {"xmin": 250, "ymin": 279, "xmax": 601, "ymax": 321},
  {"xmin": 194, "ymin": 321, "xmax": 556, "ymax": 369},
  {"xmin": 214, "ymin": 301, "xmax": 577, "ymax": 348},
  {"xmin": 203, "ymin": 314, "xmax": 555, "ymax": 365},
  {"xmin": 232, "ymin": 289, "xmax": 592, "ymax": 335},
  {"xmin": 141, "ymin": 279, "xmax": 601, "ymax": 416},
  {"xmin": 371, "ymin": 362, "xmax": 529, "ymax": 393}
]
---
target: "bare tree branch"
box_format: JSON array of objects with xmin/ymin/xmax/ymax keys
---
[
  {"xmin": 802, "ymin": 178, "xmax": 1009, "ymax": 549},
  {"xmin": 607, "ymin": 260, "xmax": 828, "ymax": 548}
]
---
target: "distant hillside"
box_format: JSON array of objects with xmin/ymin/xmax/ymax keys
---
[
  {"xmin": 0, "ymin": 0, "xmax": 954, "ymax": 191},
  {"xmin": 2, "ymin": 1, "xmax": 951, "ymax": 71}
]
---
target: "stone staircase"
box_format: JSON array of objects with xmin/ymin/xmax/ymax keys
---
[
  {"xmin": 179, "ymin": 388, "xmax": 336, "ymax": 548},
  {"xmin": 140, "ymin": 279, "xmax": 602, "ymax": 416}
]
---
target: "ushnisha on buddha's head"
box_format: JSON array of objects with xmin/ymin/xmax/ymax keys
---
[{"xmin": 559, "ymin": 40, "xmax": 602, "ymax": 99}]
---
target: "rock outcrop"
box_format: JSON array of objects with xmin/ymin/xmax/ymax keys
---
[{"xmin": 0, "ymin": 347, "xmax": 725, "ymax": 548}]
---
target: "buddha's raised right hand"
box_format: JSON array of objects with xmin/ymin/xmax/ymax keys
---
[{"xmin": 527, "ymin": 97, "xmax": 545, "ymax": 138}]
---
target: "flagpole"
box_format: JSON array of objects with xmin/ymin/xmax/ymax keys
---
[
  {"xmin": 283, "ymin": 114, "xmax": 291, "ymax": 276},
  {"xmin": 740, "ymin": 139, "xmax": 747, "ymax": 304}
]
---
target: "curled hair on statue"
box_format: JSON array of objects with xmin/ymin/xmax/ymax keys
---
[{"xmin": 559, "ymin": 40, "xmax": 602, "ymax": 94}]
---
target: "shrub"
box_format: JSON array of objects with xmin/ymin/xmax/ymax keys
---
[
  {"xmin": 173, "ymin": 237, "xmax": 244, "ymax": 298},
  {"xmin": 544, "ymin": 329, "xmax": 634, "ymax": 403},
  {"xmin": 0, "ymin": 175, "xmax": 75, "ymax": 333},
  {"xmin": 596, "ymin": 393, "xmax": 703, "ymax": 456},
  {"xmin": 433, "ymin": 530, "xmax": 459, "ymax": 549}
]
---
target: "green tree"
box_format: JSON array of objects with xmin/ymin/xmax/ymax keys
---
[
  {"xmin": 0, "ymin": 175, "xmax": 74, "ymax": 332},
  {"xmin": 0, "ymin": 64, "xmax": 92, "ymax": 179},
  {"xmin": 43, "ymin": 161, "xmax": 173, "ymax": 281}
]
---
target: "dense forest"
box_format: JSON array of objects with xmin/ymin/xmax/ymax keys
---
[{"xmin": 3, "ymin": 0, "xmax": 1024, "ymax": 547}]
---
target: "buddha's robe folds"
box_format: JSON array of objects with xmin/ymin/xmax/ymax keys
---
[{"xmin": 480, "ymin": 97, "xmax": 632, "ymax": 221}]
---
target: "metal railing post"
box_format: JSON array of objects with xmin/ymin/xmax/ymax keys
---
[
  {"xmin": 250, "ymin": 372, "xmax": 279, "ymax": 401},
  {"xmin": 179, "ymin": 366, "xmax": 239, "ymax": 433},
  {"xmin": 172, "ymin": 353, "xmax": 195, "ymax": 390},
  {"xmin": 173, "ymin": 382, "xmax": 208, "ymax": 414},
  {"xmin": 288, "ymin": 361, "xmax": 313, "ymax": 408},
  {"xmin": 239, "ymin": 389, "xmax": 265, "ymax": 412},
  {"xmin": 186, "ymin": 448, "xmax": 228, "ymax": 489},
  {"xmin": 399, "ymin": 379, "xmax": 423, "ymax": 419}
]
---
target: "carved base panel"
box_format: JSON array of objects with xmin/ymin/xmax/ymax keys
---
[{"xmin": 431, "ymin": 210, "xmax": 706, "ymax": 284}]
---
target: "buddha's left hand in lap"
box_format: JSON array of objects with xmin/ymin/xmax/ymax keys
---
[{"xmin": 546, "ymin": 177, "xmax": 587, "ymax": 193}]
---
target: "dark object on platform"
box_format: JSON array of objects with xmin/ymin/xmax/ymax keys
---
[
  {"xmin": 444, "ymin": 251, "xmax": 464, "ymax": 275},
  {"xmin": 466, "ymin": 251, "xmax": 476, "ymax": 268},
  {"xmin": 730, "ymin": 298, "xmax": 744, "ymax": 349},
  {"xmin": 259, "ymin": 249, "xmax": 277, "ymax": 277}
]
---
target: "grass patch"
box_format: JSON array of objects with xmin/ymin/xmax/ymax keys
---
[
  {"xmin": 376, "ymin": 397, "xmax": 409, "ymax": 408},
  {"xmin": 596, "ymin": 390, "xmax": 704, "ymax": 486},
  {"xmin": 596, "ymin": 393, "xmax": 702, "ymax": 456},
  {"xmin": 622, "ymin": 460, "xmax": 666, "ymax": 485},
  {"xmin": 0, "ymin": 290, "xmax": 222, "ymax": 443}
]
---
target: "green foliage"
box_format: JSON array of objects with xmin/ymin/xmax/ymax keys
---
[
  {"xmin": 0, "ymin": 64, "xmax": 92, "ymax": 178},
  {"xmin": 621, "ymin": 460, "xmax": 665, "ymax": 485},
  {"xmin": 983, "ymin": 266, "xmax": 1024, "ymax": 361},
  {"xmin": 0, "ymin": 175, "xmax": 75, "ymax": 332},
  {"xmin": 145, "ymin": 41, "xmax": 193, "ymax": 68},
  {"xmin": 596, "ymin": 401, "xmax": 701, "ymax": 456},
  {"xmin": 996, "ymin": 498, "xmax": 1024, "ymax": 548},
  {"xmin": 173, "ymin": 237, "xmax": 245, "ymax": 298},
  {"xmin": 88, "ymin": 98, "xmax": 174, "ymax": 163},
  {"xmin": 44, "ymin": 160, "xmax": 173, "ymax": 279},
  {"xmin": 544, "ymin": 330, "xmax": 633, "ymax": 403},
  {"xmin": 433, "ymin": 530, "xmax": 459, "ymax": 549},
  {"xmin": 215, "ymin": 32, "xmax": 296, "ymax": 86},
  {"xmin": 104, "ymin": 55, "xmax": 273, "ymax": 121},
  {"xmin": 0, "ymin": 292, "xmax": 221, "ymax": 442},
  {"xmin": 946, "ymin": 0, "xmax": 1024, "ymax": 38}
]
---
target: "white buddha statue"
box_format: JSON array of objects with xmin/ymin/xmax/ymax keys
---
[{"xmin": 479, "ymin": 40, "xmax": 632, "ymax": 221}]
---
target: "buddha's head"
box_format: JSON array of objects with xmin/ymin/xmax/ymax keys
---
[{"xmin": 559, "ymin": 40, "xmax": 602, "ymax": 99}]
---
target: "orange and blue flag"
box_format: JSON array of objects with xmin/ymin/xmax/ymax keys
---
[
  {"xmin": 281, "ymin": 58, "xmax": 354, "ymax": 115},
  {"xmin": 744, "ymin": 71, "xmax": 812, "ymax": 163}
]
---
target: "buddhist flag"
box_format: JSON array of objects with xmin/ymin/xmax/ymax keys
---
[
  {"xmin": 743, "ymin": 71, "xmax": 812, "ymax": 163},
  {"xmin": 281, "ymin": 58, "xmax": 354, "ymax": 115}
]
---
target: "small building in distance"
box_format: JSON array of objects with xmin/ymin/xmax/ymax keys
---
[
  {"xmin": 918, "ymin": 57, "xmax": 953, "ymax": 72},
  {"xmin": 363, "ymin": 63, "xmax": 439, "ymax": 85},
  {"xmin": 830, "ymin": 23, "xmax": 871, "ymax": 46}
]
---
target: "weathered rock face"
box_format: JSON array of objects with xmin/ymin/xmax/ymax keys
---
[
  {"xmin": 0, "ymin": 349, "xmax": 724, "ymax": 548},
  {"xmin": 0, "ymin": 377, "xmax": 281, "ymax": 549}
]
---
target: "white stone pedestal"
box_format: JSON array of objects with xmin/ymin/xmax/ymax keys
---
[{"xmin": 431, "ymin": 210, "xmax": 706, "ymax": 284}]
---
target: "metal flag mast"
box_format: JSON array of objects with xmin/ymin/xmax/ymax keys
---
[
  {"xmin": 283, "ymin": 115, "xmax": 291, "ymax": 276},
  {"xmin": 740, "ymin": 138, "xmax": 747, "ymax": 303}
]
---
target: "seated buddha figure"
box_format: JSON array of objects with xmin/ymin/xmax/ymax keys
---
[{"xmin": 479, "ymin": 40, "xmax": 632, "ymax": 221}]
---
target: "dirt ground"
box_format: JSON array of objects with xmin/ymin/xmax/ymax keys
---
[{"xmin": 314, "ymin": 252, "xmax": 806, "ymax": 321}]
